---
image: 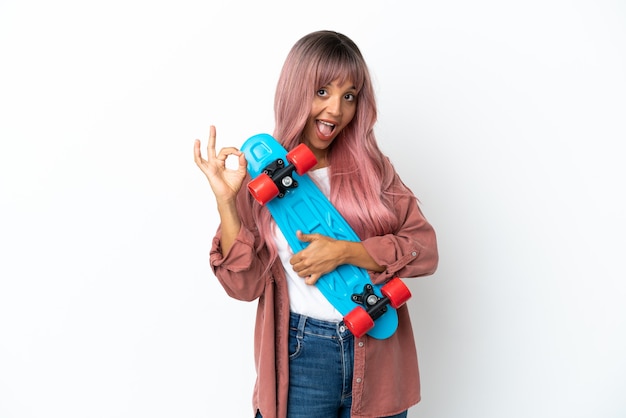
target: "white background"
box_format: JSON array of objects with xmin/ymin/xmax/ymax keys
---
[{"xmin": 1, "ymin": 1, "xmax": 625, "ymax": 417}]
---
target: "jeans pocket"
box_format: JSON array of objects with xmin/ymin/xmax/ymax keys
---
[{"xmin": 288, "ymin": 327, "xmax": 304, "ymax": 360}]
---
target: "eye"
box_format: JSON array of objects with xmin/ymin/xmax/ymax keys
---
[
  {"xmin": 344, "ymin": 93, "xmax": 356, "ymax": 102},
  {"xmin": 317, "ymin": 88, "xmax": 328, "ymax": 97}
]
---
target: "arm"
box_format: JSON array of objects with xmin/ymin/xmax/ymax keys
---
[
  {"xmin": 194, "ymin": 125, "xmax": 247, "ymax": 256},
  {"xmin": 290, "ymin": 231, "xmax": 384, "ymax": 285},
  {"xmin": 210, "ymin": 219, "xmax": 270, "ymax": 301},
  {"xmin": 290, "ymin": 179, "xmax": 438, "ymax": 285},
  {"xmin": 361, "ymin": 193, "xmax": 438, "ymax": 284},
  {"xmin": 195, "ymin": 126, "xmax": 270, "ymax": 301}
]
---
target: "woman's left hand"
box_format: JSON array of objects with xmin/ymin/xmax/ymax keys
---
[{"xmin": 289, "ymin": 231, "xmax": 344, "ymax": 285}]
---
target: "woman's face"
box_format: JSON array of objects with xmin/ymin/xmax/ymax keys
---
[{"xmin": 302, "ymin": 78, "xmax": 357, "ymax": 168}]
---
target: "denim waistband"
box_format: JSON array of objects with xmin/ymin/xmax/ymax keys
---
[{"xmin": 289, "ymin": 311, "xmax": 353, "ymax": 339}]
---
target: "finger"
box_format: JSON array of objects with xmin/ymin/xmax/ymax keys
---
[
  {"xmin": 290, "ymin": 255, "xmax": 311, "ymax": 274},
  {"xmin": 207, "ymin": 125, "xmax": 217, "ymax": 159},
  {"xmin": 216, "ymin": 147, "xmax": 243, "ymax": 159},
  {"xmin": 193, "ymin": 139, "xmax": 203, "ymax": 166},
  {"xmin": 215, "ymin": 148, "xmax": 245, "ymax": 171},
  {"xmin": 289, "ymin": 254, "xmax": 304, "ymax": 269},
  {"xmin": 305, "ymin": 273, "xmax": 321, "ymax": 285},
  {"xmin": 289, "ymin": 250, "xmax": 308, "ymax": 268}
]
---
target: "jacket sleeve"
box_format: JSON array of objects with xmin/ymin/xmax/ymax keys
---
[
  {"xmin": 361, "ymin": 180, "xmax": 438, "ymax": 284},
  {"xmin": 209, "ymin": 184, "xmax": 271, "ymax": 302}
]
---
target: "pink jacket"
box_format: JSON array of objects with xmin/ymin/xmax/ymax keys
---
[{"xmin": 210, "ymin": 173, "xmax": 438, "ymax": 418}]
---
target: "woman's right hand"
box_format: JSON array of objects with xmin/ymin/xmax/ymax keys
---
[{"xmin": 194, "ymin": 125, "xmax": 248, "ymax": 206}]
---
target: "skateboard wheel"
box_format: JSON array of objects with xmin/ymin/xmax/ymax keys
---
[
  {"xmin": 344, "ymin": 306, "xmax": 374, "ymax": 338},
  {"xmin": 381, "ymin": 277, "xmax": 412, "ymax": 309},
  {"xmin": 287, "ymin": 144, "xmax": 317, "ymax": 175},
  {"xmin": 248, "ymin": 173, "xmax": 279, "ymax": 205}
]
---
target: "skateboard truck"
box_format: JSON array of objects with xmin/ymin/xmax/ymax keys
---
[
  {"xmin": 261, "ymin": 158, "xmax": 299, "ymax": 199},
  {"xmin": 247, "ymin": 143, "xmax": 317, "ymax": 205},
  {"xmin": 344, "ymin": 277, "xmax": 412, "ymax": 338},
  {"xmin": 351, "ymin": 284, "xmax": 389, "ymax": 322}
]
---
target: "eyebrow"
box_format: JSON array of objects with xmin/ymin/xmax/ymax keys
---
[{"xmin": 319, "ymin": 81, "xmax": 358, "ymax": 94}]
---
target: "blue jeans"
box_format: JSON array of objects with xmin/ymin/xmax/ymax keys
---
[{"xmin": 255, "ymin": 312, "xmax": 408, "ymax": 418}]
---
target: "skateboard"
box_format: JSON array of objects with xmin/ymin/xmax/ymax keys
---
[{"xmin": 241, "ymin": 133, "xmax": 411, "ymax": 339}]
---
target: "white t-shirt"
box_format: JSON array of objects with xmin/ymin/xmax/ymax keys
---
[{"xmin": 272, "ymin": 167, "xmax": 344, "ymax": 321}]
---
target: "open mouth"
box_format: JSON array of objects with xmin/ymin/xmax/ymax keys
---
[{"xmin": 316, "ymin": 120, "xmax": 336, "ymax": 139}]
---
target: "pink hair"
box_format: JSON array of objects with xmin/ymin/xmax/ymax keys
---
[{"xmin": 251, "ymin": 31, "xmax": 413, "ymax": 262}]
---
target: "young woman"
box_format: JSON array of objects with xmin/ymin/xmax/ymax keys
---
[{"xmin": 194, "ymin": 30, "xmax": 438, "ymax": 418}]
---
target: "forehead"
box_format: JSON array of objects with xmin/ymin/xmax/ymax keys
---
[
  {"xmin": 315, "ymin": 56, "xmax": 364, "ymax": 92},
  {"xmin": 321, "ymin": 79, "xmax": 356, "ymax": 91}
]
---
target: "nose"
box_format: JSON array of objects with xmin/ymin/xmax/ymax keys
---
[{"xmin": 326, "ymin": 95, "xmax": 343, "ymax": 116}]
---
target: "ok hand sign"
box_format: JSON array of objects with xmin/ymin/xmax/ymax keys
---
[{"xmin": 194, "ymin": 125, "xmax": 248, "ymax": 206}]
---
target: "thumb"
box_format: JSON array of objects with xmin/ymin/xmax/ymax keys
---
[
  {"xmin": 236, "ymin": 153, "xmax": 248, "ymax": 177},
  {"xmin": 238, "ymin": 152, "xmax": 248, "ymax": 170},
  {"xmin": 296, "ymin": 230, "xmax": 315, "ymax": 243}
]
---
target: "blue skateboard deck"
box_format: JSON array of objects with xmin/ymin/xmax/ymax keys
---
[{"xmin": 241, "ymin": 133, "xmax": 404, "ymax": 339}]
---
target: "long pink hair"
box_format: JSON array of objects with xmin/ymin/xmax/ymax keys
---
[{"xmin": 251, "ymin": 30, "xmax": 412, "ymax": 261}]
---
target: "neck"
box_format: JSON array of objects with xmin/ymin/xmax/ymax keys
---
[{"xmin": 312, "ymin": 153, "xmax": 328, "ymax": 169}]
